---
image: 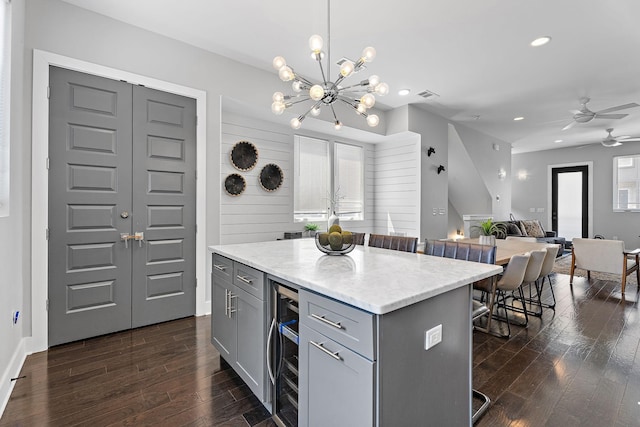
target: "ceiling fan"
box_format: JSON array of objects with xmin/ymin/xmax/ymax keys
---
[
  {"xmin": 601, "ymin": 128, "xmax": 640, "ymax": 147},
  {"xmin": 562, "ymin": 97, "xmax": 640, "ymax": 131}
]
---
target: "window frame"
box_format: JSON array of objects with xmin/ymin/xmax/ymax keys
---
[
  {"xmin": 612, "ymin": 154, "xmax": 640, "ymax": 212},
  {"xmin": 293, "ymin": 135, "xmax": 365, "ymax": 223}
]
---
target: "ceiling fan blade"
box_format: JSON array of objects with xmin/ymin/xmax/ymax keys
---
[
  {"xmin": 569, "ymin": 109, "xmax": 581, "ymax": 114},
  {"xmin": 593, "ymin": 113, "xmax": 628, "ymax": 120},
  {"xmin": 596, "ymin": 102, "xmax": 640, "ymax": 114},
  {"xmin": 561, "ymin": 121, "xmax": 576, "ymax": 131},
  {"xmin": 620, "ymin": 137, "xmax": 640, "ymax": 142}
]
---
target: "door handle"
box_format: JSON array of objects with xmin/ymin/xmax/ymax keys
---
[
  {"xmin": 134, "ymin": 232, "xmax": 144, "ymax": 247},
  {"xmin": 120, "ymin": 233, "xmax": 134, "ymax": 248}
]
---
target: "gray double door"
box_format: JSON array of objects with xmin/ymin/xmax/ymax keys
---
[{"xmin": 48, "ymin": 66, "xmax": 196, "ymax": 346}]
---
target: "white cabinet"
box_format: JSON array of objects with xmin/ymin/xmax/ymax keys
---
[{"xmin": 211, "ymin": 254, "xmax": 266, "ymax": 402}]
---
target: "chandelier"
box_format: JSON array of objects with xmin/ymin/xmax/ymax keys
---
[{"xmin": 270, "ymin": 1, "xmax": 388, "ymax": 131}]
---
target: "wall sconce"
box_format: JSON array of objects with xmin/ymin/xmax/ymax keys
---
[
  {"xmin": 498, "ymin": 169, "xmax": 506, "ymax": 180},
  {"xmin": 437, "ymin": 165, "xmax": 446, "ymax": 174},
  {"xmin": 427, "ymin": 146, "xmax": 435, "ymax": 157}
]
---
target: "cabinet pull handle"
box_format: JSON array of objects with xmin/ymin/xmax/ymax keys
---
[
  {"xmin": 311, "ymin": 313, "xmax": 343, "ymax": 329},
  {"xmin": 224, "ymin": 289, "xmax": 229, "ymax": 317},
  {"xmin": 266, "ymin": 318, "xmax": 277, "ymax": 385},
  {"xmin": 214, "ymin": 264, "xmax": 227, "ymax": 271},
  {"xmin": 228, "ymin": 293, "xmax": 238, "ymax": 317},
  {"xmin": 236, "ymin": 275, "xmax": 253, "ymax": 285},
  {"xmin": 310, "ymin": 340, "xmax": 342, "ymax": 361}
]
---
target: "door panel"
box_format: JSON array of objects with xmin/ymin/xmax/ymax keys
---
[
  {"xmin": 131, "ymin": 86, "xmax": 196, "ymax": 327},
  {"xmin": 49, "ymin": 67, "xmax": 196, "ymax": 345},
  {"xmin": 48, "ymin": 67, "xmax": 133, "ymax": 346}
]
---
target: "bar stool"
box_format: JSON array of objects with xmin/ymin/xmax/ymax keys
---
[{"xmin": 471, "ymin": 300, "xmax": 491, "ymax": 423}]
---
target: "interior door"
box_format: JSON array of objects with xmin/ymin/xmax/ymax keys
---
[
  {"xmin": 552, "ymin": 165, "xmax": 588, "ymax": 241},
  {"xmin": 48, "ymin": 67, "xmax": 196, "ymax": 346},
  {"xmin": 131, "ymin": 85, "xmax": 196, "ymax": 327}
]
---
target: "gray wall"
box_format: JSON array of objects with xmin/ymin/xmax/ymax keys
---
[
  {"xmin": 0, "ymin": 0, "xmax": 26, "ymax": 408},
  {"xmin": 513, "ymin": 144, "xmax": 640, "ymax": 249}
]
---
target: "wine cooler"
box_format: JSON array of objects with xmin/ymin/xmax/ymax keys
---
[{"xmin": 268, "ymin": 279, "xmax": 299, "ymax": 427}]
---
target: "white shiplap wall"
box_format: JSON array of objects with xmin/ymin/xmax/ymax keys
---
[
  {"xmin": 221, "ymin": 111, "xmax": 375, "ymax": 244},
  {"xmin": 373, "ymin": 137, "xmax": 421, "ymax": 238}
]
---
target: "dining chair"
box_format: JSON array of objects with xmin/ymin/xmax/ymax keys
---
[
  {"xmin": 532, "ymin": 244, "xmax": 561, "ymax": 311},
  {"xmin": 493, "ymin": 253, "xmax": 531, "ymax": 338},
  {"xmin": 352, "ymin": 232, "xmax": 366, "ymax": 245},
  {"xmin": 505, "ymin": 236, "xmax": 537, "ymax": 242},
  {"xmin": 368, "ymin": 234, "xmax": 418, "ymax": 253},
  {"xmin": 506, "ymin": 249, "xmax": 546, "ymax": 317}
]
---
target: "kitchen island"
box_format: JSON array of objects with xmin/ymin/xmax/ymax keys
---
[{"xmin": 209, "ymin": 239, "xmax": 502, "ymax": 426}]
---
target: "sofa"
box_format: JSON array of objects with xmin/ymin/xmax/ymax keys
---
[{"xmin": 496, "ymin": 218, "xmax": 566, "ymax": 248}]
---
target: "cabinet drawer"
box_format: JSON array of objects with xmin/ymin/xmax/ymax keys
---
[
  {"xmin": 212, "ymin": 253, "xmax": 233, "ymax": 282},
  {"xmin": 233, "ymin": 262, "xmax": 265, "ymax": 300},
  {"xmin": 300, "ymin": 289, "xmax": 375, "ymax": 360},
  {"xmin": 299, "ymin": 324, "xmax": 374, "ymax": 427}
]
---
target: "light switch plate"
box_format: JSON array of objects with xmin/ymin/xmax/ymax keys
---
[{"xmin": 425, "ymin": 324, "xmax": 442, "ymax": 350}]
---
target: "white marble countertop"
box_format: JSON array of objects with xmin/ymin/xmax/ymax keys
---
[{"xmin": 209, "ymin": 239, "xmax": 503, "ymax": 315}]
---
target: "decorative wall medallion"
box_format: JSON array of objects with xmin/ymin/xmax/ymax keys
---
[
  {"xmin": 224, "ymin": 173, "xmax": 246, "ymax": 196},
  {"xmin": 259, "ymin": 163, "xmax": 283, "ymax": 192},
  {"xmin": 230, "ymin": 140, "xmax": 258, "ymax": 171}
]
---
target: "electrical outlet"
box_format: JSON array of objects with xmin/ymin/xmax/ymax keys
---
[{"xmin": 424, "ymin": 324, "xmax": 442, "ymax": 350}]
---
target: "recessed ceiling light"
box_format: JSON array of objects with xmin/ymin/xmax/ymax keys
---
[
  {"xmin": 513, "ymin": 116, "xmax": 524, "ymax": 121},
  {"xmin": 398, "ymin": 89, "xmax": 410, "ymax": 96},
  {"xmin": 554, "ymin": 139, "xmax": 563, "ymax": 143},
  {"xmin": 531, "ymin": 36, "xmax": 551, "ymax": 47}
]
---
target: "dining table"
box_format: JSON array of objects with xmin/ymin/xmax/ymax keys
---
[{"xmin": 458, "ymin": 238, "xmax": 557, "ymax": 266}]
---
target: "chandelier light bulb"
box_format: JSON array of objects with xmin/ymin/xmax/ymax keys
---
[
  {"xmin": 279, "ymin": 66, "xmax": 294, "ymax": 81},
  {"xmin": 271, "ymin": 101, "xmax": 285, "ymax": 115},
  {"xmin": 375, "ymin": 82, "xmax": 389, "ymax": 96},
  {"xmin": 334, "ymin": 120, "xmax": 343, "ymax": 131},
  {"xmin": 368, "ymin": 75, "xmax": 380, "ymax": 87},
  {"xmin": 272, "ymin": 56, "xmax": 286, "ymax": 70},
  {"xmin": 361, "ymin": 93, "xmax": 376, "ymax": 108},
  {"xmin": 340, "ymin": 60, "xmax": 355, "ymax": 77},
  {"xmin": 366, "ymin": 114, "xmax": 379, "ymax": 127},
  {"xmin": 361, "ymin": 47, "xmax": 376, "ymax": 62},
  {"xmin": 309, "ymin": 34, "xmax": 324, "ymax": 53},
  {"xmin": 292, "ymin": 81, "xmax": 302, "ymax": 92},
  {"xmin": 273, "ymin": 92, "xmax": 284, "ymax": 102},
  {"xmin": 356, "ymin": 103, "xmax": 367, "ymax": 114},
  {"xmin": 311, "ymin": 106, "xmax": 321, "ymax": 116},
  {"xmin": 290, "ymin": 117, "xmax": 303, "ymax": 129},
  {"xmin": 309, "ymin": 84, "xmax": 325, "ymax": 101}
]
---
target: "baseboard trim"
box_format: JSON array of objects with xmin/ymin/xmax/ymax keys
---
[{"xmin": 0, "ymin": 337, "xmax": 28, "ymax": 418}]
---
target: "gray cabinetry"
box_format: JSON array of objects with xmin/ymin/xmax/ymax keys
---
[
  {"xmin": 299, "ymin": 289, "xmax": 375, "ymax": 426},
  {"xmin": 211, "ymin": 254, "xmax": 266, "ymax": 402}
]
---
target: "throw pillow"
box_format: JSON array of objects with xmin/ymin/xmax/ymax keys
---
[
  {"xmin": 519, "ymin": 220, "xmax": 545, "ymax": 238},
  {"xmin": 506, "ymin": 222, "xmax": 522, "ymax": 236}
]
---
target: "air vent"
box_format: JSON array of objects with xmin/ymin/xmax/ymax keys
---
[{"xmin": 417, "ymin": 89, "xmax": 439, "ymax": 99}]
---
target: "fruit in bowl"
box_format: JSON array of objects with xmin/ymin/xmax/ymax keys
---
[{"xmin": 315, "ymin": 225, "xmax": 356, "ymax": 255}]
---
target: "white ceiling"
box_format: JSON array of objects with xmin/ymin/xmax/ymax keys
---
[{"xmin": 60, "ymin": 0, "xmax": 640, "ymax": 153}]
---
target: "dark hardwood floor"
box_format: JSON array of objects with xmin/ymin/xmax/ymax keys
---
[{"xmin": 1, "ymin": 271, "xmax": 639, "ymax": 426}]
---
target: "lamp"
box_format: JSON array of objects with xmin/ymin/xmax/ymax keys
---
[{"xmin": 271, "ymin": 0, "xmax": 388, "ymax": 130}]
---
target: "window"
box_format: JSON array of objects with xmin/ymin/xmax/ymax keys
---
[
  {"xmin": 0, "ymin": 0, "xmax": 10, "ymax": 217},
  {"xmin": 613, "ymin": 155, "xmax": 640, "ymax": 211},
  {"xmin": 293, "ymin": 135, "xmax": 364, "ymax": 222}
]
